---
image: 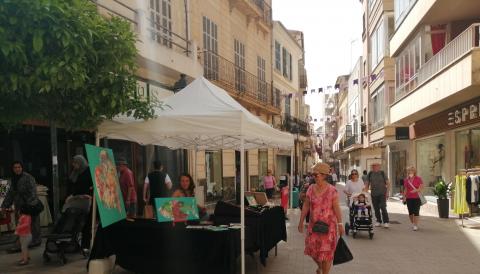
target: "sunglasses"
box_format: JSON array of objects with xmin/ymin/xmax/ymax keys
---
[{"xmin": 351, "ymin": 173, "xmax": 358, "ymax": 175}]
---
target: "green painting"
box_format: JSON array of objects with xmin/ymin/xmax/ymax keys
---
[
  {"xmin": 154, "ymin": 197, "xmax": 199, "ymax": 223},
  {"xmin": 85, "ymin": 144, "xmax": 126, "ymax": 227}
]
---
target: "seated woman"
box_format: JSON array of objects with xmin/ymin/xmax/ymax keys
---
[{"xmin": 172, "ymin": 173, "xmax": 206, "ymax": 217}]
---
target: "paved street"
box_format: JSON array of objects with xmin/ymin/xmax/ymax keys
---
[{"xmin": 1, "ymin": 184, "xmax": 480, "ymax": 274}]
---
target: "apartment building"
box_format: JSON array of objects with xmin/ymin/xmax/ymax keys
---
[
  {"xmin": 389, "ymin": 0, "xmax": 480, "ymax": 189},
  {"xmin": 359, "ymin": 0, "xmax": 399, "ymax": 190},
  {"xmin": 272, "ymin": 21, "xmax": 312, "ymax": 183}
]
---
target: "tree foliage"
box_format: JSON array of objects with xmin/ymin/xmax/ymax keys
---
[{"xmin": 0, "ymin": 0, "xmax": 155, "ymax": 129}]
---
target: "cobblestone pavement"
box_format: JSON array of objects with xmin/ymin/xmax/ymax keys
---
[{"xmin": 1, "ymin": 183, "xmax": 480, "ymax": 274}]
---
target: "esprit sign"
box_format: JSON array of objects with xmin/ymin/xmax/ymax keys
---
[
  {"xmin": 414, "ymin": 97, "xmax": 480, "ymax": 138},
  {"xmin": 447, "ymin": 101, "xmax": 480, "ymax": 126}
]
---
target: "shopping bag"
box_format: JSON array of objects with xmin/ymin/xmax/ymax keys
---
[
  {"xmin": 143, "ymin": 204, "xmax": 154, "ymax": 219},
  {"xmin": 333, "ymin": 237, "xmax": 353, "ymax": 265}
]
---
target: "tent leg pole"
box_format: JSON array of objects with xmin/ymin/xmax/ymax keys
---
[
  {"xmin": 290, "ymin": 148, "xmax": 294, "ymax": 209},
  {"xmin": 90, "ymin": 132, "xmax": 100, "ymax": 250},
  {"xmin": 240, "ymin": 137, "xmax": 245, "ymax": 274}
]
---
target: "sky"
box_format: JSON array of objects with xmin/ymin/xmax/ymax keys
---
[{"xmin": 273, "ymin": 0, "xmax": 363, "ymax": 130}]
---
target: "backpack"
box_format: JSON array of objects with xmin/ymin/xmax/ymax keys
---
[{"xmin": 367, "ymin": 171, "xmax": 386, "ymax": 184}]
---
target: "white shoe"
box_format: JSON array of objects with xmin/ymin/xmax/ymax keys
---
[
  {"xmin": 374, "ymin": 222, "xmax": 381, "ymax": 227},
  {"xmin": 383, "ymin": 223, "xmax": 389, "ymax": 228},
  {"xmin": 413, "ymin": 225, "xmax": 418, "ymax": 231}
]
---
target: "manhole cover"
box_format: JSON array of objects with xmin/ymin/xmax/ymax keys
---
[{"xmin": 389, "ymin": 221, "xmax": 401, "ymax": 224}]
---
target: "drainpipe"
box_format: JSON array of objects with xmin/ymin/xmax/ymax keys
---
[{"xmin": 184, "ymin": 0, "xmax": 190, "ymax": 56}]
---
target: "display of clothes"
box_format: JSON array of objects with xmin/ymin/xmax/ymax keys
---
[
  {"xmin": 465, "ymin": 175, "xmax": 480, "ymax": 204},
  {"xmin": 453, "ymin": 175, "xmax": 470, "ymax": 215}
]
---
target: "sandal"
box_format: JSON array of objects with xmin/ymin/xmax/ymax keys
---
[{"xmin": 17, "ymin": 259, "xmax": 29, "ymax": 266}]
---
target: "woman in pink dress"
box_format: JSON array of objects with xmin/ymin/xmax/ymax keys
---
[{"xmin": 298, "ymin": 163, "xmax": 344, "ymax": 274}]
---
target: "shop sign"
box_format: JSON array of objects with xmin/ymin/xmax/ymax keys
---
[
  {"xmin": 414, "ymin": 97, "xmax": 480, "ymax": 138},
  {"xmin": 395, "ymin": 127, "xmax": 409, "ymax": 140}
]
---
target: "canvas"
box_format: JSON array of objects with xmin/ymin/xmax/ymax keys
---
[
  {"xmin": 154, "ymin": 197, "xmax": 199, "ymax": 223},
  {"xmin": 85, "ymin": 144, "xmax": 126, "ymax": 228}
]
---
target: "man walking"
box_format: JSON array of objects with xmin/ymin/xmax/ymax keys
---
[
  {"xmin": 143, "ymin": 160, "xmax": 173, "ymax": 205},
  {"xmin": 118, "ymin": 158, "xmax": 137, "ymax": 218},
  {"xmin": 366, "ymin": 163, "xmax": 390, "ymax": 228}
]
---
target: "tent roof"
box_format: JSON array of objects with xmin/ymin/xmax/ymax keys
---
[{"xmin": 99, "ymin": 77, "xmax": 294, "ymax": 150}]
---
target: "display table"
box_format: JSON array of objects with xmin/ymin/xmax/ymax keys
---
[
  {"xmin": 89, "ymin": 219, "xmax": 240, "ymax": 274},
  {"xmin": 213, "ymin": 201, "xmax": 287, "ymax": 265}
]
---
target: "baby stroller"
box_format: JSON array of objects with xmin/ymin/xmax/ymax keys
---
[
  {"xmin": 345, "ymin": 193, "xmax": 374, "ymax": 239},
  {"xmin": 43, "ymin": 197, "xmax": 90, "ymax": 265}
]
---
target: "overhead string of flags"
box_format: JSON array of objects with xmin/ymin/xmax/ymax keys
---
[{"xmin": 283, "ymin": 70, "xmax": 384, "ymax": 98}]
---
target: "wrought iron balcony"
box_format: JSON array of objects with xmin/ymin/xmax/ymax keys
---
[
  {"xmin": 230, "ymin": 0, "xmax": 272, "ymax": 28},
  {"xmin": 344, "ymin": 135, "xmax": 358, "ymax": 148},
  {"xmin": 199, "ymin": 51, "xmax": 279, "ymax": 112},
  {"xmin": 282, "ymin": 115, "xmax": 311, "ymax": 137}
]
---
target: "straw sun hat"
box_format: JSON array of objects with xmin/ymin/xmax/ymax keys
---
[{"xmin": 311, "ymin": 163, "xmax": 330, "ymax": 175}]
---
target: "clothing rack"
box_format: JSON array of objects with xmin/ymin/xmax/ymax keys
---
[{"xmin": 457, "ymin": 169, "xmax": 480, "ymax": 228}]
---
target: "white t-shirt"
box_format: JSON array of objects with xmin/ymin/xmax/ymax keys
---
[{"xmin": 345, "ymin": 179, "xmax": 365, "ymax": 195}]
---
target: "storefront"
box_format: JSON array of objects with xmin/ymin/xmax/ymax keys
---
[{"xmin": 413, "ymin": 97, "xmax": 480, "ymax": 189}]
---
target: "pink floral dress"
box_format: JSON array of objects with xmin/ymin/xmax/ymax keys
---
[{"xmin": 304, "ymin": 184, "xmax": 338, "ymax": 261}]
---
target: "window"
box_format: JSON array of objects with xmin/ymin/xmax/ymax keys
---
[
  {"xmin": 395, "ymin": 0, "xmax": 418, "ymax": 28},
  {"xmin": 416, "ymin": 136, "xmax": 446, "ymax": 186},
  {"xmin": 282, "ymin": 47, "xmax": 292, "ymax": 80},
  {"xmin": 257, "ymin": 56, "xmax": 267, "ymax": 103},
  {"xmin": 275, "ymin": 41, "xmax": 281, "ymax": 71},
  {"xmin": 149, "ymin": 0, "xmax": 172, "ymax": 47},
  {"xmin": 370, "ymin": 85, "xmax": 385, "ymax": 130},
  {"xmin": 395, "ymin": 32, "xmax": 422, "ymax": 99},
  {"xmin": 456, "ymin": 128, "xmax": 480, "ymax": 171},
  {"xmin": 203, "ymin": 16, "xmax": 218, "ymax": 79},
  {"xmin": 234, "ymin": 39, "xmax": 246, "ymax": 92},
  {"xmin": 274, "ymin": 88, "xmax": 281, "ymax": 108},
  {"xmin": 258, "ymin": 150, "xmax": 268, "ymax": 177},
  {"xmin": 370, "ymin": 19, "xmax": 385, "ymax": 69},
  {"xmin": 285, "ymin": 95, "xmax": 291, "ymax": 116}
]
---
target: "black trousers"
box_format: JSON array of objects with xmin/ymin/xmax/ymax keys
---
[{"xmin": 371, "ymin": 194, "xmax": 389, "ymax": 223}]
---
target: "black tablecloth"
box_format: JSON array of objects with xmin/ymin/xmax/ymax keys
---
[
  {"xmin": 89, "ymin": 219, "xmax": 240, "ymax": 274},
  {"xmin": 213, "ymin": 202, "xmax": 287, "ymax": 265}
]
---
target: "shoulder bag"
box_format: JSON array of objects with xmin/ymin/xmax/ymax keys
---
[{"xmin": 407, "ymin": 179, "xmax": 427, "ymax": 206}]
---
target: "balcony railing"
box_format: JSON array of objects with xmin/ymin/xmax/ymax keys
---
[
  {"xmin": 248, "ymin": 0, "xmax": 272, "ymax": 26},
  {"xmin": 92, "ymin": 0, "xmax": 191, "ymax": 57},
  {"xmin": 283, "ymin": 115, "xmax": 310, "ymax": 137},
  {"xmin": 371, "ymin": 120, "xmax": 385, "ymax": 131},
  {"xmin": 344, "ymin": 135, "xmax": 358, "ymax": 148},
  {"xmin": 395, "ymin": 23, "xmax": 480, "ymax": 102},
  {"xmin": 199, "ymin": 51, "xmax": 277, "ymax": 110},
  {"xmin": 418, "ymin": 23, "xmax": 480, "ymax": 84}
]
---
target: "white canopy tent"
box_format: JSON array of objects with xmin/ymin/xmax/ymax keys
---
[{"xmin": 96, "ymin": 77, "xmax": 294, "ymax": 274}]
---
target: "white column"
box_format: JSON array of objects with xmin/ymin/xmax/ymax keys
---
[{"xmin": 240, "ymin": 138, "xmax": 246, "ymax": 274}]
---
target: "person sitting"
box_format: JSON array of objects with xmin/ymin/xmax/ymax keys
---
[
  {"xmin": 353, "ymin": 193, "xmax": 370, "ymax": 218},
  {"xmin": 172, "ymin": 173, "xmax": 206, "ymax": 218}
]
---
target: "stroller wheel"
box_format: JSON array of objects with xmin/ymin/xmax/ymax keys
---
[
  {"xmin": 344, "ymin": 223, "xmax": 350, "ymax": 236},
  {"xmin": 369, "ymin": 232, "xmax": 374, "ymax": 239},
  {"xmin": 43, "ymin": 252, "xmax": 50, "ymax": 264}
]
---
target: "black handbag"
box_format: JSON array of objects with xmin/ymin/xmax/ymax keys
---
[
  {"xmin": 333, "ymin": 237, "xmax": 353, "ymax": 265},
  {"xmin": 312, "ymin": 221, "xmax": 329, "ymax": 234},
  {"xmin": 22, "ymin": 199, "xmax": 44, "ymax": 216}
]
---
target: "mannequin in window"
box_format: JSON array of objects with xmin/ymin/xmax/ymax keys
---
[{"xmin": 431, "ymin": 144, "xmax": 445, "ymax": 184}]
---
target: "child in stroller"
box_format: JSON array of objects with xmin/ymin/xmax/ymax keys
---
[{"xmin": 345, "ymin": 192, "xmax": 374, "ymax": 239}]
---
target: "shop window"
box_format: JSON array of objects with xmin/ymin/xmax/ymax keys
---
[
  {"xmin": 416, "ymin": 136, "xmax": 446, "ymax": 187},
  {"xmin": 206, "ymin": 151, "xmax": 223, "ymax": 202},
  {"xmin": 456, "ymin": 128, "xmax": 480, "ymax": 170}
]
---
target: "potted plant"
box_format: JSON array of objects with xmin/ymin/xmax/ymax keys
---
[{"xmin": 433, "ymin": 180, "xmax": 449, "ymax": 218}]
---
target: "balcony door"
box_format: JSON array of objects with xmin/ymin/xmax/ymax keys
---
[
  {"xmin": 257, "ymin": 56, "xmax": 267, "ymax": 103},
  {"xmin": 234, "ymin": 39, "xmax": 246, "ymax": 92},
  {"xmin": 203, "ymin": 16, "xmax": 218, "ymax": 80}
]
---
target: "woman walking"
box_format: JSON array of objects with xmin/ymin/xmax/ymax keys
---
[
  {"xmin": 343, "ymin": 169, "xmax": 365, "ymax": 205},
  {"xmin": 403, "ymin": 166, "xmax": 424, "ymax": 231},
  {"xmin": 263, "ymin": 169, "xmax": 276, "ymax": 199},
  {"xmin": 298, "ymin": 163, "xmax": 344, "ymax": 274}
]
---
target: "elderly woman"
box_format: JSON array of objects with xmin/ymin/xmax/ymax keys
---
[
  {"xmin": 344, "ymin": 169, "xmax": 365, "ymax": 205},
  {"xmin": 298, "ymin": 163, "xmax": 344, "ymax": 274},
  {"xmin": 403, "ymin": 166, "xmax": 424, "ymax": 231}
]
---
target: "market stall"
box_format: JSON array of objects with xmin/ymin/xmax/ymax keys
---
[{"xmin": 97, "ymin": 77, "xmax": 294, "ymax": 274}]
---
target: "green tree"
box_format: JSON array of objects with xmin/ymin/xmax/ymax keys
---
[
  {"xmin": 0, "ymin": 0, "xmax": 156, "ymax": 219},
  {"xmin": 0, "ymin": 0, "xmax": 155, "ymax": 129}
]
